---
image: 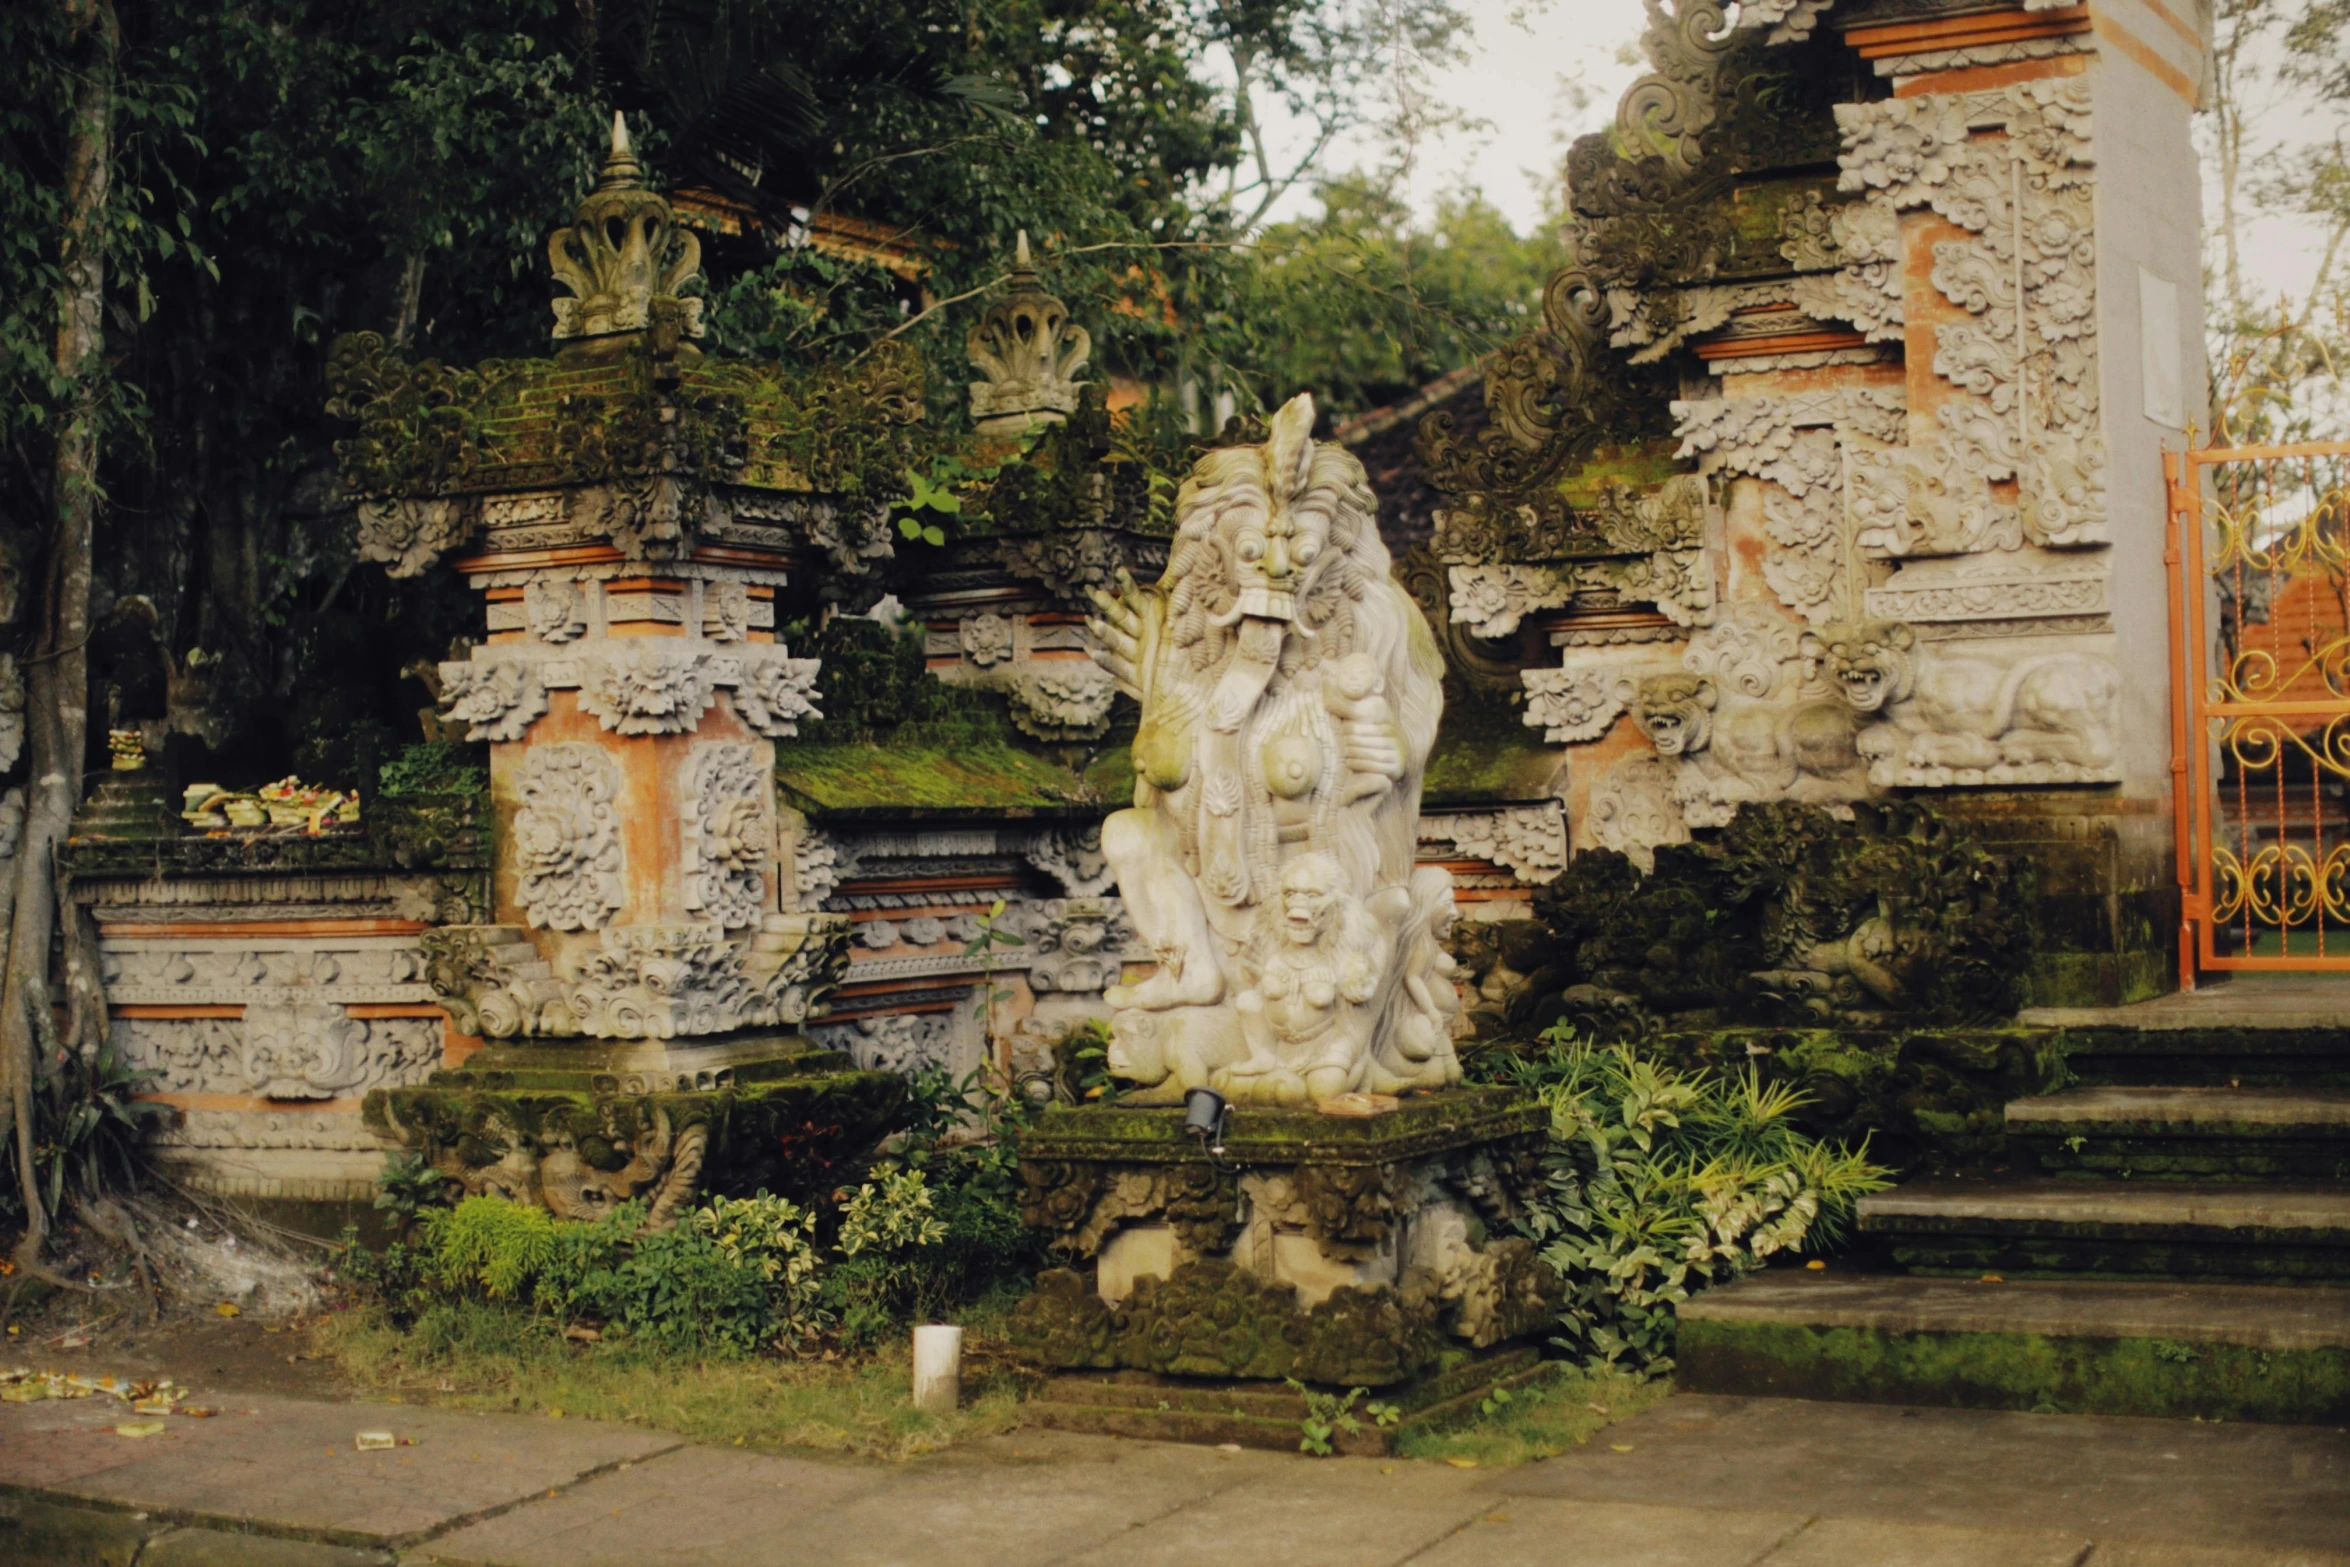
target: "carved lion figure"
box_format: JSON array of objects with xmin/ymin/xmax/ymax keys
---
[{"xmin": 1803, "ymin": 619, "xmax": 2119, "ymax": 782}]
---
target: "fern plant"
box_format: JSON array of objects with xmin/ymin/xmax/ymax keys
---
[{"xmin": 1497, "ymin": 1033, "xmax": 1892, "ymax": 1375}]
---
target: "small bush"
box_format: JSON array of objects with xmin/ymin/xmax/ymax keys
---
[
  {"xmin": 1493, "ymin": 1033, "xmax": 1892, "ymax": 1375},
  {"xmin": 376, "ymin": 740, "xmax": 487, "ymax": 797}
]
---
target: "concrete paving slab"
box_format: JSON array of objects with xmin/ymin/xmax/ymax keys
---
[
  {"xmin": 1049, "ymin": 1452, "xmax": 1496, "ymax": 1567},
  {"xmin": 2083, "ymin": 1544, "xmax": 2350, "ymax": 1567},
  {"xmin": 419, "ymin": 1428, "xmax": 1257, "ymax": 1567},
  {"xmin": 0, "ymin": 1392, "xmax": 678, "ymax": 1547},
  {"xmin": 1406, "ymin": 1497, "xmax": 1809, "ymax": 1567},
  {"xmin": 1482, "ymin": 1395, "xmax": 2350, "ymax": 1554},
  {"xmin": 1757, "ymin": 1518, "xmax": 2091, "ymax": 1566}
]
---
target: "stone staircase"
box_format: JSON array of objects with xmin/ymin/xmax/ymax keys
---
[{"xmin": 1679, "ymin": 978, "xmax": 2350, "ymax": 1422}]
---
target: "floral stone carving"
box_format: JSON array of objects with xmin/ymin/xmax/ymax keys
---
[
  {"xmin": 682, "ymin": 742, "xmax": 772, "ymax": 931},
  {"xmin": 1086, "ymin": 394, "xmax": 1458, "ymax": 1106},
  {"xmin": 513, "ymin": 744, "xmax": 625, "ymax": 931}
]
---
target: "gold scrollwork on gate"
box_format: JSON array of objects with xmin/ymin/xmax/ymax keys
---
[
  {"xmin": 2208, "ymin": 840, "xmax": 2350, "ymax": 929},
  {"xmin": 2204, "ymin": 480, "xmax": 2350, "ymax": 573}
]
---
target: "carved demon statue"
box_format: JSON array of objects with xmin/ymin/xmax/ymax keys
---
[{"xmin": 1087, "ymin": 394, "xmax": 1454, "ymax": 1106}]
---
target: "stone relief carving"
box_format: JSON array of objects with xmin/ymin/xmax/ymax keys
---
[
  {"xmin": 1835, "ymin": 79, "xmax": 2108, "ymax": 551},
  {"xmin": 1007, "ymin": 662, "xmax": 1116, "ymax": 741},
  {"xmin": 1420, "ymin": 805, "xmax": 1568, "ymax": 884},
  {"xmin": 1011, "ymin": 898, "xmax": 1141, "ymax": 993},
  {"xmin": 682, "ymin": 742, "xmax": 772, "ymax": 931},
  {"xmin": 1673, "ymin": 390, "xmax": 1905, "ymax": 631},
  {"xmin": 815, "ymin": 1011, "xmax": 957, "ymax": 1075},
  {"xmin": 419, "ymin": 925, "xmax": 577, "ymax": 1038},
  {"xmin": 513, "ymin": 743, "xmax": 626, "ymax": 931},
  {"xmin": 577, "ymin": 644, "xmax": 718, "ymax": 735},
  {"xmin": 792, "ymin": 825, "xmax": 847, "ymax": 910},
  {"xmin": 356, "ymin": 497, "xmax": 476, "ymax": 579},
  {"xmin": 111, "ymin": 1010, "xmax": 441, "ymax": 1099},
  {"xmin": 1085, "ymin": 395, "xmax": 1458, "ymax": 1105},
  {"xmin": 439, "ymin": 658, "xmax": 547, "ymax": 743},
  {"xmin": 1521, "ymin": 667, "xmax": 1624, "ymax": 744},
  {"xmin": 704, "ymin": 581, "xmax": 751, "ymax": 642},
  {"xmin": 550, "ymin": 912, "xmax": 850, "ymax": 1040},
  {"xmin": 1585, "ymin": 754, "xmax": 1691, "ymax": 871},
  {"xmin": 1626, "ymin": 603, "xmax": 1869, "ymax": 830},
  {"xmin": 524, "ymin": 579, "xmax": 587, "ymax": 643},
  {"xmin": 1027, "ymin": 825, "xmax": 1116, "ymax": 896},
  {"xmin": 731, "ymin": 649, "xmax": 824, "ymax": 738},
  {"xmin": 438, "ymin": 642, "xmax": 821, "ymax": 741},
  {"xmin": 1804, "ymin": 619, "xmax": 2120, "ymax": 786},
  {"xmin": 962, "ymin": 612, "xmax": 1014, "ymax": 667}
]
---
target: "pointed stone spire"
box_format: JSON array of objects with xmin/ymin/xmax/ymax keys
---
[
  {"xmin": 547, "ymin": 113, "xmax": 703, "ymax": 344},
  {"xmin": 967, "ymin": 229, "xmax": 1091, "ymax": 435}
]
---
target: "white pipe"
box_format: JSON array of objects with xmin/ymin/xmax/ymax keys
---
[{"xmin": 912, "ymin": 1324, "xmax": 963, "ymax": 1414}]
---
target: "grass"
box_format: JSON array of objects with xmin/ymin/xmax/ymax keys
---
[
  {"xmin": 315, "ymin": 1301, "xmax": 1026, "ymax": 1461},
  {"xmin": 1394, "ymin": 1363, "xmax": 1670, "ymax": 1467}
]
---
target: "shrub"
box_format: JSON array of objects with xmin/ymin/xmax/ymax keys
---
[{"xmin": 1494, "ymin": 1034, "xmax": 1892, "ymax": 1375}]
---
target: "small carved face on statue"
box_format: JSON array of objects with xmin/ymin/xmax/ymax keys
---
[
  {"xmin": 1277, "ymin": 854, "xmax": 1345, "ymax": 950},
  {"xmin": 1633, "ymin": 674, "xmax": 1716, "ymax": 757}
]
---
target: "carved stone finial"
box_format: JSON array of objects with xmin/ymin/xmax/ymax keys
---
[
  {"xmin": 967, "ymin": 229, "xmax": 1091, "ymax": 435},
  {"xmin": 548, "ymin": 112, "xmax": 705, "ymax": 345}
]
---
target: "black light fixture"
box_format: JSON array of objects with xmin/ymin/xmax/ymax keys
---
[{"xmin": 1183, "ymin": 1086, "xmax": 1229, "ymax": 1159}]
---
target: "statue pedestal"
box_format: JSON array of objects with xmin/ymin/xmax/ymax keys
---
[{"xmin": 1008, "ymin": 1087, "xmax": 1563, "ymax": 1448}]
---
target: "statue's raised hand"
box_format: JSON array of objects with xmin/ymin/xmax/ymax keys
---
[{"xmin": 1087, "ymin": 567, "xmax": 1154, "ymax": 704}]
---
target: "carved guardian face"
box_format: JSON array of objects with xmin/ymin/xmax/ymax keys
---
[{"xmin": 1634, "ymin": 674, "xmax": 1714, "ymax": 757}]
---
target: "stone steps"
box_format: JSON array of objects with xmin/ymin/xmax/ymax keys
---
[
  {"xmin": 1677, "ymin": 1270, "xmax": 2350, "ymax": 1422},
  {"xmin": 2039, "ymin": 1023, "xmax": 2350, "ymax": 1089},
  {"xmin": 2012, "ymin": 1086, "xmax": 2350, "ymax": 1180},
  {"xmin": 1857, "ymin": 1177, "xmax": 2350, "ymax": 1281}
]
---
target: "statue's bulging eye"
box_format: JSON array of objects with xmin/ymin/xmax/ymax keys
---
[
  {"xmin": 1237, "ymin": 534, "xmax": 1265, "ymax": 563},
  {"xmin": 1294, "ymin": 540, "xmax": 1318, "ymax": 564}
]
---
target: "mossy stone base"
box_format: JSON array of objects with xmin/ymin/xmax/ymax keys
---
[
  {"xmin": 1023, "ymin": 1344, "xmax": 1550, "ymax": 1455},
  {"xmin": 1009, "ymin": 1089, "xmax": 1560, "ymax": 1398}
]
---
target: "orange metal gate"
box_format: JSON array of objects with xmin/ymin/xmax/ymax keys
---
[{"xmin": 2169, "ymin": 440, "xmax": 2350, "ymax": 984}]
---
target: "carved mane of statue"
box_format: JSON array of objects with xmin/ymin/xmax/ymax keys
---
[{"xmin": 1087, "ymin": 393, "xmax": 1455, "ymax": 1106}]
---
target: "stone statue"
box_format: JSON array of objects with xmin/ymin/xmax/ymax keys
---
[{"xmin": 1087, "ymin": 393, "xmax": 1454, "ymax": 1105}]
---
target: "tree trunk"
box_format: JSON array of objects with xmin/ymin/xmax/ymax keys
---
[{"xmin": 9, "ymin": 0, "xmax": 115, "ymax": 1268}]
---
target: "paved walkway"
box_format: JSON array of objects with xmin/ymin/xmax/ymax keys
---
[{"xmin": 3, "ymin": 1380, "xmax": 2346, "ymax": 1566}]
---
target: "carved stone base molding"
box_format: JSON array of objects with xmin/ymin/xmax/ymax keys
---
[
  {"xmin": 1007, "ymin": 1089, "xmax": 1560, "ymax": 1391},
  {"xmin": 420, "ymin": 914, "xmax": 851, "ymax": 1041},
  {"xmin": 365, "ymin": 1031, "xmax": 904, "ymax": 1226}
]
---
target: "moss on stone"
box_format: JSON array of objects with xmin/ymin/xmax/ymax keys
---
[{"xmin": 773, "ymin": 739, "xmax": 1102, "ymax": 818}]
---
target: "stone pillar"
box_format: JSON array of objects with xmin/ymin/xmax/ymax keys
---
[{"xmin": 340, "ymin": 117, "xmax": 913, "ymax": 1218}]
